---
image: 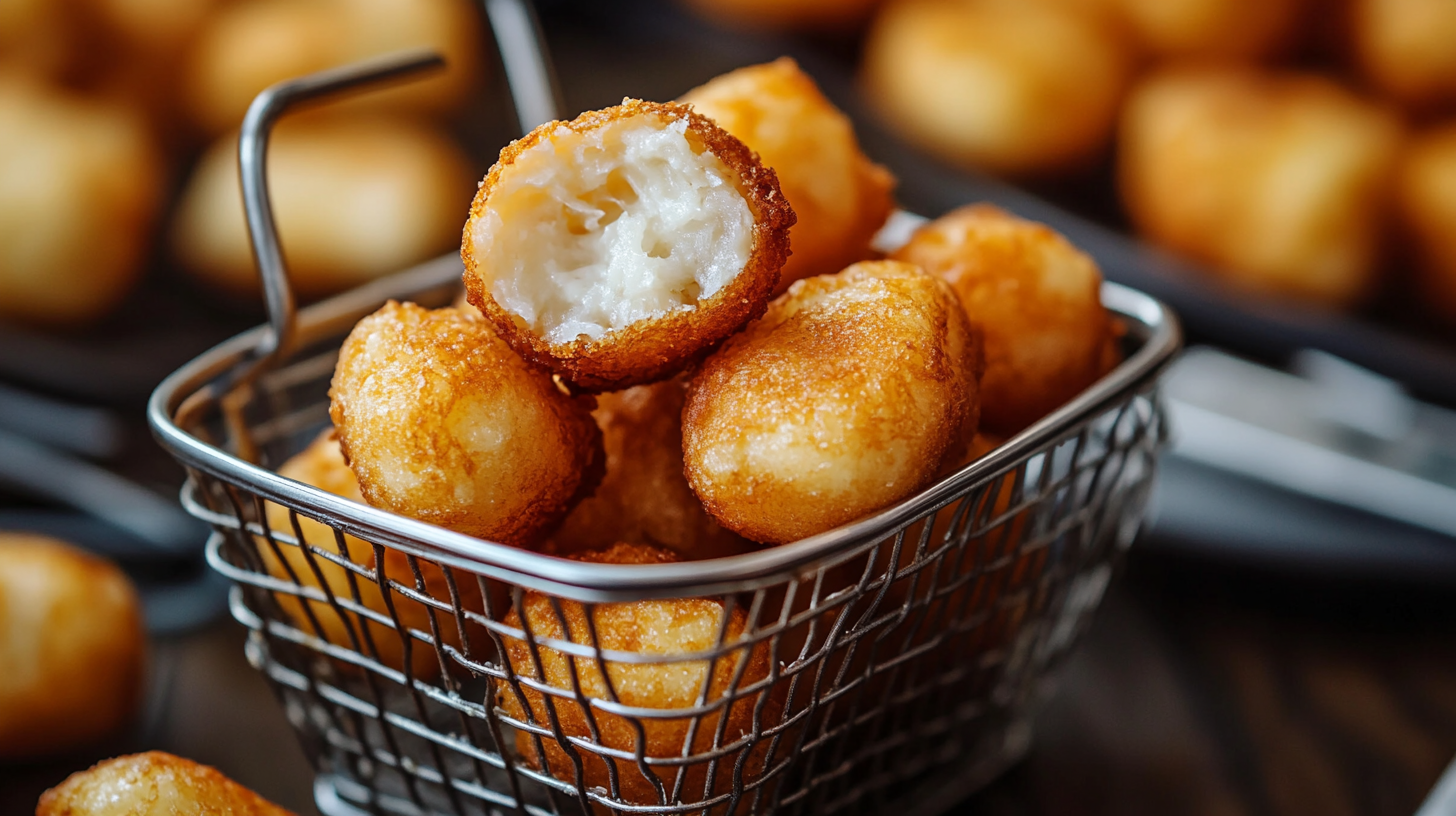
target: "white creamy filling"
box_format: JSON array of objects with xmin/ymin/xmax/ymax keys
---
[{"xmin": 473, "ymin": 117, "xmax": 754, "ymax": 344}]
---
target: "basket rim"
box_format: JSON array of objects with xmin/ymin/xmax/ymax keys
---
[{"xmin": 148, "ymin": 251, "xmax": 1181, "ymax": 601}]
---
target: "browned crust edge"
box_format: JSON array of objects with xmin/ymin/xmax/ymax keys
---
[{"xmin": 461, "ymin": 98, "xmax": 796, "ymax": 393}]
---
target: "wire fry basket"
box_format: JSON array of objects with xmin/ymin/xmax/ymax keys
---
[{"xmin": 148, "ymin": 18, "xmax": 1181, "ymax": 816}]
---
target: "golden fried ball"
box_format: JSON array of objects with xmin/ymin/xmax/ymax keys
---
[
  {"xmin": 891, "ymin": 204, "xmax": 1113, "ymax": 435},
  {"xmin": 550, "ymin": 379, "xmax": 758, "ymax": 560},
  {"xmin": 0, "ymin": 71, "xmax": 161, "ymax": 326},
  {"xmin": 683, "ymin": 260, "xmax": 982, "ymax": 545},
  {"xmin": 1100, "ymin": 0, "xmax": 1306, "ymax": 62},
  {"xmin": 261, "ymin": 429, "xmax": 482, "ymax": 679},
  {"xmin": 38, "ymin": 752, "xmax": 295, "ymax": 816},
  {"xmin": 181, "ymin": 0, "xmax": 481, "ymax": 135},
  {"xmin": 330, "ymin": 301, "xmax": 604, "ymax": 546},
  {"xmin": 1350, "ymin": 0, "xmax": 1456, "ymax": 113},
  {"xmin": 463, "ymin": 100, "xmax": 795, "ymax": 392},
  {"xmin": 1119, "ymin": 67, "xmax": 1402, "ymax": 308},
  {"xmin": 172, "ymin": 115, "xmax": 475, "ymax": 299},
  {"xmin": 0, "ymin": 533, "xmax": 145, "ymax": 760},
  {"xmin": 862, "ymin": 0, "xmax": 1129, "ymax": 176},
  {"xmin": 1397, "ymin": 124, "xmax": 1456, "ymax": 322},
  {"xmin": 679, "ymin": 0, "xmax": 882, "ymax": 32},
  {"xmin": 498, "ymin": 543, "xmax": 773, "ymax": 808},
  {"xmin": 681, "ymin": 58, "xmax": 896, "ymax": 294}
]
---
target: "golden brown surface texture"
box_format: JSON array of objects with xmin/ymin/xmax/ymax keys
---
[
  {"xmin": 1119, "ymin": 67, "xmax": 1403, "ymax": 309},
  {"xmin": 0, "ymin": 533, "xmax": 146, "ymax": 761},
  {"xmin": 261, "ymin": 429, "xmax": 482, "ymax": 679},
  {"xmin": 681, "ymin": 58, "xmax": 895, "ymax": 293},
  {"xmin": 1397, "ymin": 124, "xmax": 1456, "ymax": 322},
  {"xmin": 1350, "ymin": 0, "xmax": 1456, "ymax": 112},
  {"xmin": 892, "ymin": 204, "xmax": 1113, "ymax": 435},
  {"xmin": 549, "ymin": 380, "xmax": 759, "ymax": 560},
  {"xmin": 36, "ymin": 751, "xmax": 296, "ymax": 816},
  {"xmin": 682, "ymin": 260, "xmax": 982, "ymax": 545},
  {"xmin": 498, "ymin": 543, "xmax": 773, "ymax": 808},
  {"xmin": 329, "ymin": 301, "xmax": 603, "ymax": 546},
  {"xmin": 462, "ymin": 99, "xmax": 795, "ymax": 392}
]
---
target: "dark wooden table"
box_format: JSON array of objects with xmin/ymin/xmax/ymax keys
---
[{"xmin": 5, "ymin": 545, "xmax": 1453, "ymax": 816}]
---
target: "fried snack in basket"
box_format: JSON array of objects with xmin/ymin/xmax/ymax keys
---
[
  {"xmin": 37, "ymin": 751, "xmax": 295, "ymax": 816},
  {"xmin": 892, "ymin": 204, "xmax": 1114, "ymax": 436},
  {"xmin": 683, "ymin": 260, "xmax": 982, "ymax": 545},
  {"xmin": 173, "ymin": 115, "xmax": 474, "ymax": 299},
  {"xmin": 330, "ymin": 301, "xmax": 603, "ymax": 545},
  {"xmin": 1349, "ymin": 0, "xmax": 1456, "ymax": 113},
  {"xmin": 681, "ymin": 58, "xmax": 895, "ymax": 294},
  {"xmin": 1119, "ymin": 67, "xmax": 1403, "ymax": 309},
  {"xmin": 862, "ymin": 0, "xmax": 1128, "ymax": 177},
  {"xmin": 260, "ymin": 429, "xmax": 483, "ymax": 679},
  {"xmin": 1397, "ymin": 124, "xmax": 1456, "ymax": 322},
  {"xmin": 498, "ymin": 543, "xmax": 774, "ymax": 809},
  {"xmin": 0, "ymin": 533, "xmax": 145, "ymax": 760},
  {"xmin": 462, "ymin": 99, "xmax": 795, "ymax": 392},
  {"xmin": 0, "ymin": 70, "xmax": 161, "ymax": 326},
  {"xmin": 550, "ymin": 379, "xmax": 759, "ymax": 561}
]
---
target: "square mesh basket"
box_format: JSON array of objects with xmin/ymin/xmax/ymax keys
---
[{"xmin": 148, "ymin": 43, "xmax": 1181, "ymax": 816}]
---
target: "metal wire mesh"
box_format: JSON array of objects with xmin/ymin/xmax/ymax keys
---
[{"xmin": 152, "ymin": 256, "xmax": 1174, "ymax": 816}]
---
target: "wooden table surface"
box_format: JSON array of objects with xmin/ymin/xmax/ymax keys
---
[{"xmin": 5, "ymin": 546, "xmax": 1452, "ymax": 816}]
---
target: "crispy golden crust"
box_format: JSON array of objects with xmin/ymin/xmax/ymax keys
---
[
  {"xmin": 261, "ymin": 429, "xmax": 484, "ymax": 679},
  {"xmin": 681, "ymin": 58, "xmax": 896, "ymax": 293},
  {"xmin": 37, "ymin": 751, "xmax": 295, "ymax": 816},
  {"xmin": 682, "ymin": 260, "xmax": 981, "ymax": 545},
  {"xmin": 329, "ymin": 301, "xmax": 604, "ymax": 546},
  {"xmin": 461, "ymin": 99, "xmax": 796, "ymax": 392},
  {"xmin": 498, "ymin": 543, "xmax": 773, "ymax": 809},
  {"xmin": 892, "ymin": 204, "xmax": 1113, "ymax": 435},
  {"xmin": 549, "ymin": 379, "xmax": 760, "ymax": 561},
  {"xmin": 0, "ymin": 533, "xmax": 145, "ymax": 760}
]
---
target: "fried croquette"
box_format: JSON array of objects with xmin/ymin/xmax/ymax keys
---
[
  {"xmin": 462, "ymin": 99, "xmax": 796, "ymax": 392},
  {"xmin": 0, "ymin": 71, "xmax": 161, "ymax": 326},
  {"xmin": 891, "ymin": 204, "xmax": 1114, "ymax": 435},
  {"xmin": 1397, "ymin": 124, "xmax": 1456, "ymax": 321},
  {"xmin": 862, "ymin": 0, "xmax": 1128, "ymax": 176},
  {"xmin": 261, "ymin": 430, "xmax": 482, "ymax": 678},
  {"xmin": 1098, "ymin": 0, "xmax": 1306, "ymax": 62},
  {"xmin": 680, "ymin": 0, "xmax": 882, "ymax": 32},
  {"xmin": 681, "ymin": 58, "xmax": 895, "ymax": 294},
  {"xmin": 0, "ymin": 533, "xmax": 145, "ymax": 760},
  {"xmin": 329, "ymin": 301, "xmax": 603, "ymax": 545},
  {"xmin": 682, "ymin": 260, "xmax": 982, "ymax": 545},
  {"xmin": 181, "ymin": 0, "xmax": 480, "ymax": 134},
  {"xmin": 172, "ymin": 115, "xmax": 475, "ymax": 299},
  {"xmin": 1119, "ymin": 67, "xmax": 1402, "ymax": 308},
  {"xmin": 498, "ymin": 543, "xmax": 773, "ymax": 808},
  {"xmin": 550, "ymin": 380, "xmax": 759, "ymax": 560},
  {"xmin": 37, "ymin": 751, "xmax": 295, "ymax": 816},
  {"xmin": 1350, "ymin": 0, "xmax": 1456, "ymax": 113}
]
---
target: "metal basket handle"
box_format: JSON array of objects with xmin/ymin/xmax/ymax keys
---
[{"xmin": 233, "ymin": 0, "xmax": 562, "ymax": 392}]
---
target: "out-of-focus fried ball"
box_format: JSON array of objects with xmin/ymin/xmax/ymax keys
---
[
  {"xmin": 1397, "ymin": 125, "xmax": 1456, "ymax": 321},
  {"xmin": 891, "ymin": 204, "xmax": 1113, "ymax": 435},
  {"xmin": 37, "ymin": 752, "xmax": 295, "ymax": 816},
  {"xmin": 0, "ymin": 72, "xmax": 161, "ymax": 326},
  {"xmin": 1119, "ymin": 67, "xmax": 1402, "ymax": 308},
  {"xmin": 261, "ymin": 429, "xmax": 482, "ymax": 678},
  {"xmin": 181, "ymin": 0, "xmax": 480, "ymax": 134},
  {"xmin": 683, "ymin": 260, "xmax": 982, "ymax": 545},
  {"xmin": 463, "ymin": 99, "xmax": 795, "ymax": 392},
  {"xmin": 681, "ymin": 58, "xmax": 896, "ymax": 294},
  {"xmin": 172, "ymin": 115, "xmax": 475, "ymax": 299},
  {"xmin": 862, "ymin": 0, "xmax": 1128, "ymax": 176},
  {"xmin": 1090, "ymin": 0, "xmax": 1307, "ymax": 63},
  {"xmin": 498, "ymin": 543, "xmax": 773, "ymax": 808},
  {"xmin": 680, "ymin": 0, "xmax": 881, "ymax": 32},
  {"xmin": 0, "ymin": 533, "xmax": 145, "ymax": 760},
  {"xmin": 330, "ymin": 301, "xmax": 603, "ymax": 546},
  {"xmin": 1350, "ymin": 0, "xmax": 1456, "ymax": 113},
  {"xmin": 550, "ymin": 380, "xmax": 758, "ymax": 560}
]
